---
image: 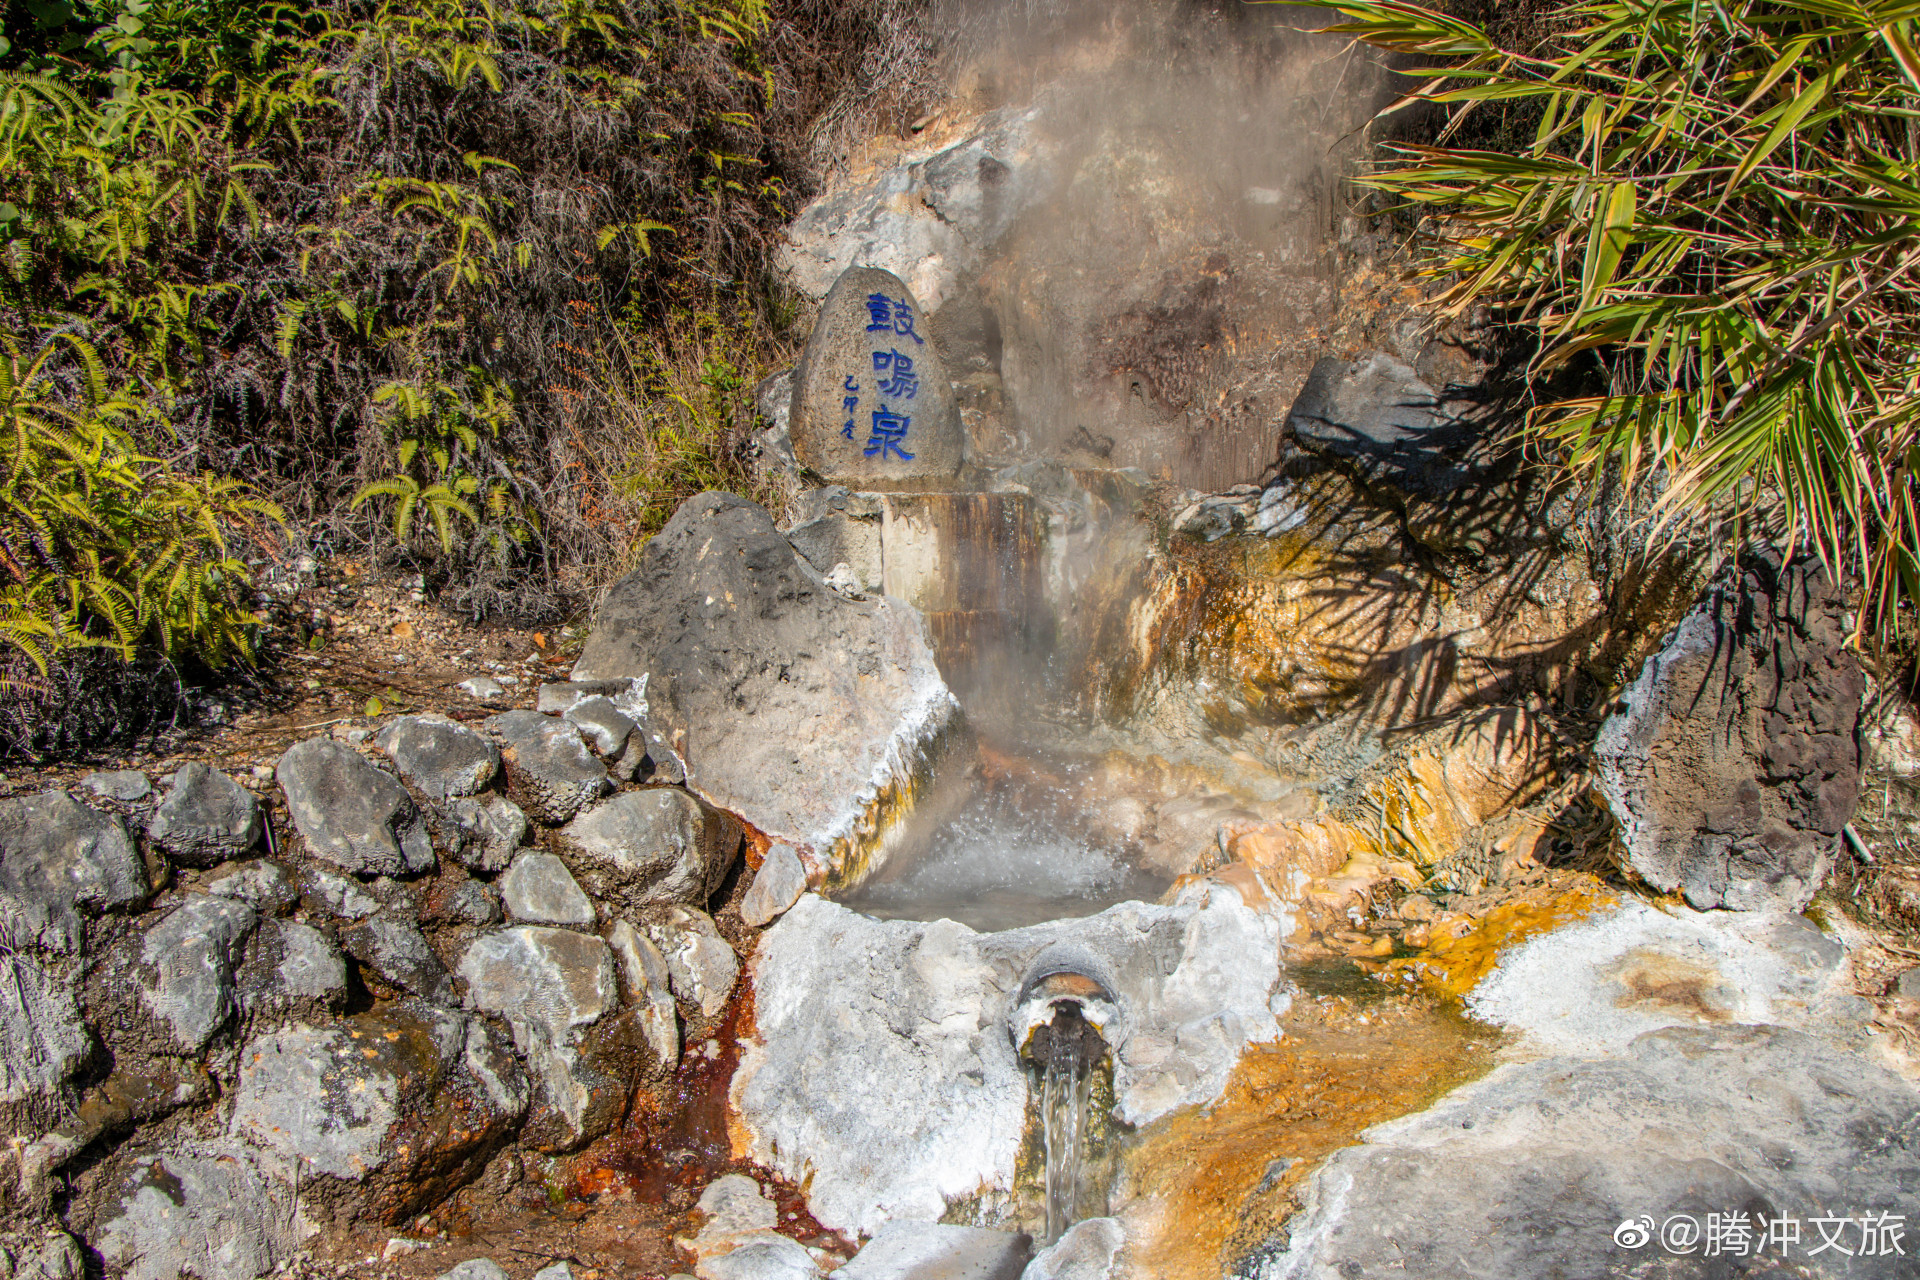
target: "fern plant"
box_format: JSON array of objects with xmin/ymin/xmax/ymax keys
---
[{"xmin": 0, "ymin": 334, "xmax": 282, "ymax": 670}]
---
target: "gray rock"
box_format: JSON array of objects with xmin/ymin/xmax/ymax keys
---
[
  {"xmin": 563, "ymin": 695, "xmax": 637, "ymax": 760},
  {"xmin": 1171, "ymin": 493, "xmax": 1255, "ymax": 543},
  {"xmin": 686, "ymin": 1177, "xmax": 820, "ymax": 1280},
  {"xmin": 537, "ymin": 681, "xmax": 622, "ymax": 715},
  {"xmin": 519, "ymin": 1009, "xmax": 647, "ymax": 1153},
  {"xmin": 837, "ymin": 1221, "xmax": 1032, "ymax": 1280},
  {"xmin": 1021, "ymin": 1219, "xmax": 1120, "ymax": 1280},
  {"xmin": 455, "ymin": 675, "xmax": 508, "ymax": 701},
  {"xmin": 1595, "ymin": 553, "xmax": 1863, "ymax": 910},
  {"xmin": 571, "ymin": 493, "xmax": 955, "ymax": 871},
  {"xmin": 1285, "ymin": 353, "xmax": 1476, "ymax": 498},
  {"xmin": 562, "ymin": 789, "xmax": 721, "ymax": 908},
  {"xmin": 789, "ymin": 266, "xmax": 961, "ymax": 485},
  {"xmin": 3, "ymin": 1229, "xmax": 84, "ymax": 1280},
  {"xmin": 376, "ymin": 714, "xmax": 501, "ymax": 801},
  {"xmin": 485, "ymin": 711, "xmax": 612, "ymax": 824},
  {"xmin": 276, "ymin": 738, "xmax": 435, "ymax": 877},
  {"xmin": 94, "ymin": 1141, "xmax": 306, "ymax": 1280},
  {"xmin": 147, "ymin": 763, "xmax": 262, "ymax": 865},
  {"xmin": 741, "ymin": 844, "xmax": 807, "ymax": 927},
  {"xmin": 457, "ymin": 926, "xmax": 617, "ymax": 1049},
  {"xmin": 230, "ymin": 1002, "xmax": 526, "ymax": 1222},
  {"xmin": 645, "ymin": 907, "xmax": 737, "ymax": 1018},
  {"xmin": 702, "ymin": 1240, "xmax": 820, "ymax": 1280},
  {"xmin": 456, "ymin": 926, "xmax": 633, "ymax": 1154},
  {"xmin": 1247, "ymin": 1025, "xmax": 1920, "ymax": 1280},
  {"xmin": 501, "ymin": 852, "xmax": 595, "ymax": 927},
  {"xmin": 700, "ymin": 1173, "xmax": 777, "ymax": 1234},
  {"xmin": 776, "ymin": 107, "xmax": 1047, "ymax": 312},
  {"xmin": 297, "ymin": 862, "xmax": 381, "ymax": 919},
  {"xmin": 439, "ymin": 1263, "xmax": 510, "ymax": 1280},
  {"xmin": 0, "ymin": 790, "xmax": 146, "ymax": 953},
  {"xmin": 238, "ymin": 918, "xmax": 348, "ymax": 1023},
  {"xmin": 341, "ymin": 913, "xmax": 455, "ymax": 1003},
  {"xmin": 785, "ymin": 505, "xmax": 884, "ymax": 597},
  {"xmin": 607, "ymin": 919, "xmax": 678, "ymax": 1069},
  {"xmin": 0, "ymin": 952, "xmax": 90, "ymax": 1111},
  {"xmin": 1899, "ymin": 967, "xmax": 1920, "ymax": 1000},
  {"xmin": 439, "ymin": 794, "xmax": 528, "ymax": 874},
  {"xmin": 79, "ymin": 770, "xmax": 149, "ymax": 803},
  {"xmin": 136, "ymin": 895, "xmax": 258, "ymax": 1051},
  {"xmin": 202, "ymin": 860, "xmax": 296, "ymax": 914},
  {"xmin": 533, "ymin": 1265, "xmax": 574, "ymax": 1280}
]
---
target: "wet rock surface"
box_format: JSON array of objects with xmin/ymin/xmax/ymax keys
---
[
  {"xmin": 571, "ymin": 492, "xmax": 954, "ymax": 869},
  {"xmin": 1595, "ymin": 553, "xmax": 1863, "ymax": 910},
  {"xmin": 1250, "ymin": 1025, "xmax": 1920, "ymax": 1280}
]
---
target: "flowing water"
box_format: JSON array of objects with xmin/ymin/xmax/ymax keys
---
[{"xmin": 1039, "ymin": 1014, "xmax": 1099, "ymax": 1243}]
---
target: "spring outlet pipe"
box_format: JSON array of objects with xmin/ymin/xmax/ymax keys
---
[{"xmin": 1008, "ymin": 952, "xmax": 1121, "ymax": 1244}]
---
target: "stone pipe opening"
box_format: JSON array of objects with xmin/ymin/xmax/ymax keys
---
[{"xmin": 1009, "ymin": 966, "xmax": 1119, "ymax": 1245}]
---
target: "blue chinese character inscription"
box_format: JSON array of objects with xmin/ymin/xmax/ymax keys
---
[
  {"xmin": 841, "ymin": 375, "xmax": 859, "ymax": 440},
  {"xmin": 864, "ymin": 407, "xmax": 914, "ymax": 461},
  {"xmin": 864, "ymin": 293, "xmax": 925, "ymax": 346},
  {"xmin": 872, "ymin": 350, "xmax": 919, "ymax": 399}
]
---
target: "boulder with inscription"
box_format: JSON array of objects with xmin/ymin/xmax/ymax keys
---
[{"xmin": 790, "ymin": 267, "xmax": 962, "ymax": 485}]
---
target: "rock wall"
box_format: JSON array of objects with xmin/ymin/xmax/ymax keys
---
[{"xmin": 0, "ymin": 681, "xmax": 753, "ymax": 1274}]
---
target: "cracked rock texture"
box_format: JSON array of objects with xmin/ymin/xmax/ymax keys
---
[{"xmin": 1595, "ymin": 553, "xmax": 1863, "ymax": 910}]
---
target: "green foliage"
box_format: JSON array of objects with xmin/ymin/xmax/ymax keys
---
[
  {"xmin": 0, "ymin": 334, "xmax": 281, "ymax": 670},
  {"xmin": 1285, "ymin": 0, "xmax": 1920, "ymax": 648}
]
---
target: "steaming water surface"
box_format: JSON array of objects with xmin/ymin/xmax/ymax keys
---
[{"xmin": 841, "ymin": 753, "xmax": 1173, "ymax": 933}]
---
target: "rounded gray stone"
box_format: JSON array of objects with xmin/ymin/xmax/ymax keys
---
[
  {"xmin": 376, "ymin": 714, "xmax": 501, "ymax": 801},
  {"xmin": 741, "ymin": 843, "xmax": 807, "ymax": 927},
  {"xmin": 0, "ymin": 791, "xmax": 146, "ymax": 953},
  {"xmin": 457, "ymin": 925, "xmax": 616, "ymax": 1047},
  {"xmin": 484, "ymin": 711, "xmax": 612, "ymax": 824},
  {"xmin": 501, "ymin": 852, "xmax": 595, "ymax": 927},
  {"xmin": 136, "ymin": 895, "xmax": 258, "ymax": 1052},
  {"xmin": 80, "ymin": 770, "xmax": 150, "ymax": 803},
  {"xmin": 277, "ymin": 738, "xmax": 435, "ymax": 876},
  {"xmin": 561, "ymin": 789, "xmax": 709, "ymax": 907},
  {"xmin": 790, "ymin": 266, "xmax": 961, "ymax": 485},
  {"xmin": 147, "ymin": 763, "xmax": 262, "ymax": 865}
]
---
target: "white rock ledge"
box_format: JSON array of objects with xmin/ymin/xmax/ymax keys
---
[{"xmin": 732, "ymin": 879, "xmax": 1291, "ymax": 1236}]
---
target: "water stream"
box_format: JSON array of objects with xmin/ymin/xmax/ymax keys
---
[{"xmin": 1037, "ymin": 1005, "xmax": 1099, "ymax": 1244}]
